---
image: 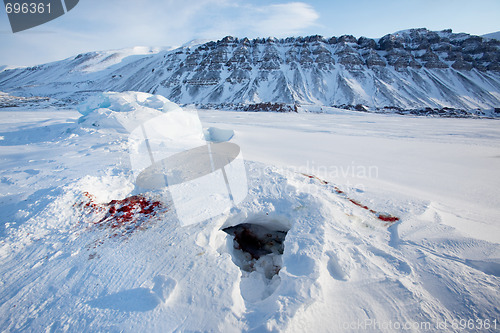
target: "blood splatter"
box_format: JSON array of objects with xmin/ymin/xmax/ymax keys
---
[
  {"xmin": 75, "ymin": 192, "xmax": 165, "ymax": 241},
  {"xmin": 301, "ymin": 173, "xmax": 329, "ymax": 185},
  {"xmin": 301, "ymin": 174, "xmax": 400, "ymax": 225},
  {"xmin": 377, "ymin": 214, "xmax": 400, "ymax": 223}
]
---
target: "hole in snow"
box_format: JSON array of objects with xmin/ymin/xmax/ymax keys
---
[{"xmin": 222, "ymin": 217, "xmax": 289, "ymax": 280}]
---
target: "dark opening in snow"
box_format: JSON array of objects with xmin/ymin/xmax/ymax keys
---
[{"xmin": 223, "ymin": 219, "xmax": 288, "ymax": 279}]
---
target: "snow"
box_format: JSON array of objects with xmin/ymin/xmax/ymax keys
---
[
  {"xmin": 76, "ymin": 91, "xmax": 183, "ymax": 133},
  {"xmin": 1, "ymin": 32, "xmax": 499, "ymax": 112},
  {"xmin": 70, "ymin": 46, "xmax": 167, "ymax": 74},
  {"xmin": 77, "ymin": 91, "xmax": 177, "ymax": 115},
  {"xmin": 482, "ymin": 31, "xmax": 500, "ymax": 41},
  {"xmin": 181, "ymin": 39, "xmax": 217, "ymax": 49},
  {"xmin": 0, "ymin": 92, "xmax": 499, "ymax": 331}
]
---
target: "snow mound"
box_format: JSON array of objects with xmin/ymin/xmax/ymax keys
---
[
  {"xmin": 77, "ymin": 91, "xmax": 182, "ymax": 132},
  {"xmin": 1, "ymin": 104, "xmax": 500, "ymax": 331},
  {"xmin": 77, "ymin": 91, "xmax": 178, "ymax": 115},
  {"xmin": 204, "ymin": 127, "xmax": 234, "ymax": 142}
]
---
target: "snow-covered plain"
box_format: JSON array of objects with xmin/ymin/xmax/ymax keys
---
[{"xmin": 0, "ymin": 92, "xmax": 499, "ymax": 332}]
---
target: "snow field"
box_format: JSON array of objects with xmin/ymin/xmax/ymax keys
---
[{"xmin": 0, "ymin": 92, "xmax": 499, "ymax": 331}]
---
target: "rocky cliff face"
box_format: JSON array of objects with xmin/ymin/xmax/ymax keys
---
[{"xmin": 1, "ymin": 28, "xmax": 499, "ymax": 111}]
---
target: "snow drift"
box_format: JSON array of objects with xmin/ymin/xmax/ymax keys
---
[{"xmin": 1, "ymin": 91, "xmax": 499, "ymax": 331}]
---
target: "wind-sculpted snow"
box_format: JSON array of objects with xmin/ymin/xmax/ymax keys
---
[
  {"xmin": 1, "ymin": 92, "xmax": 500, "ymax": 331},
  {"xmin": 1, "ymin": 28, "xmax": 499, "ymax": 113}
]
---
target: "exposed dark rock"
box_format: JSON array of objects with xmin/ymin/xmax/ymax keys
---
[
  {"xmin": 332, "ymin": 104, "xmax": 369, "ymax": 112},
  {"xmin": 226, "ymin": 69, "xmax": 250, "ymax": 84},
  {"xmin": 487, "ymin": 62, "xmax": 500, "ymax": 71},
  {"xmin": 452, "ymin": 59, "xmax": 473, "ymax": 70},
  {"xmin": 285, "ymin": 48, "xmax": 298, "ymax": 63},
  {"xmin": 480, "ymin": 52, "xmax": 498, "ymax": 63},
  {"xmin": 338, "ymin": 35, "xmax": 358, "ymax": 44},
  {"xmin": 473, "ymin": 61, "xmax": 488, "ymax": 71},
  {"xmin": 358, "ymin": 37, "xmax": 377, "ymax": 49},
  {"xmin": 421, "ymin": 50, "xmax": 448, "ymax": 68},
  {"xmin": 260, "ymin": 46, "xmax": 282, "ymax": 70},
  {"xmin": 461, "ymin": 36, "xmax": 485, "ymax": 54},
  {"xmin": 355, "ymin": 104, "xmax": 368, "ymax": 111},
  {"xmin": 378, "ymin": 34, "xmax": 403, "ymax": 50},
  {"xmin": 385, "ymin": 50, "xmax": 413, "ymax": 69},
  {"xmin": 311, "ymin": 44, "xmax": 335, "ymax": 69},
  {"xmin": 228, "ymin": 46, "xmax": 250, "ymax": 64},
  {"xmin": 306, "ymin": 35, "xmax": 325, "ymax": 43},
  {"xmin": 327, "ymin": 36, "xmax": 338, "ymax": 44},
  {"xmin": 338, "ymin": 53, "xmax": 364, "ymax": 67},
  {"xmin": 243, "ymin": 102, "xmax": 298, "ymax": 112},
  {"xmin": 299, "ymin": 47, "xmax": 314, "ymax": 66},
  {"xmin": 1, "ymin": 28, "xmax": 499, "ymax": 116},
  {"xmin": 445, "ymin": 51, "xmax": 462, "ymax": 61},
  {"xmin": 185, "ymin": 70, "xmax": 220, "ymax": 86},
  {"xmin": 432, "ymin": 43, "xmax": 453, "ymax": 52},
  {"xmin": 409, "ymin": 59, "xmax": 423, "ymax": 69},
  {"xmin": 365, "ymin": 50, "xmax": 386, "ymax": 67}
]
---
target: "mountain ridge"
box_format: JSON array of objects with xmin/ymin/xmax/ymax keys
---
[
  {"xmin": 0, "ymin": 28, "xmax": 499, "ymax": 113},
  {"xmin": 482, "ymin": 31, "xmax": 500, "ymax": 41}
]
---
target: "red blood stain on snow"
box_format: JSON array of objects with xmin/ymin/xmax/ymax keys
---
[
  {"xmin": 75, "ymin": 192, "xmax": 165, "ymax": 241},
  {"xmin": 377, "ymin": 214, "xmax": 400, "ymax": 223},
  {"xmin": 100, "ymin": 196, "xmax": 162, "ymax": 229},
  {"xmin": 348, "ymin": 199, "xmax": 372, "ymax": 211},
  {"xmin": 301, "ymin": 173, "xmax": 400, "ymax": 225},
  {"xmin": 302, "ymin": 173, "xmax": 329, "ymax": 185}
]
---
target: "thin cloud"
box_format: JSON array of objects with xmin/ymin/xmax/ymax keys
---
[
  {"xmin": 0, "ymin": 1, "xmax": 320, "ymax": 66},
  {"xmin": 252, "ymin": 2, "xmax": 320, "ymax": 37},
  {"xmin": 195, "ymin": 1, "xmax": 320, "ymax": 39}
]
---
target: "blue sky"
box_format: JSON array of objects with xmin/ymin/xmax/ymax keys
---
[{"xmin": 1, "ymin": 0, "xmax": 499, "ymax": 67}]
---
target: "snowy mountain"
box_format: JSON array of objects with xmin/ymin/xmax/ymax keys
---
[
  {"xmin": 483, "ymin": 31, "xmax": 500, "ymax": 41},
  {"xmin": 0, "ymin": 28, "xmax": 499, "ymax": 112}
]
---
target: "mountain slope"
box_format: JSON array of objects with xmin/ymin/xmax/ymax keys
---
[
  {"xmin": 483, "ymin": 31, "xmax": 500, "ymax": 41},
  {"xmin": 1, "ymin": 28, "xmax": 499, "ymax": 112}
]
